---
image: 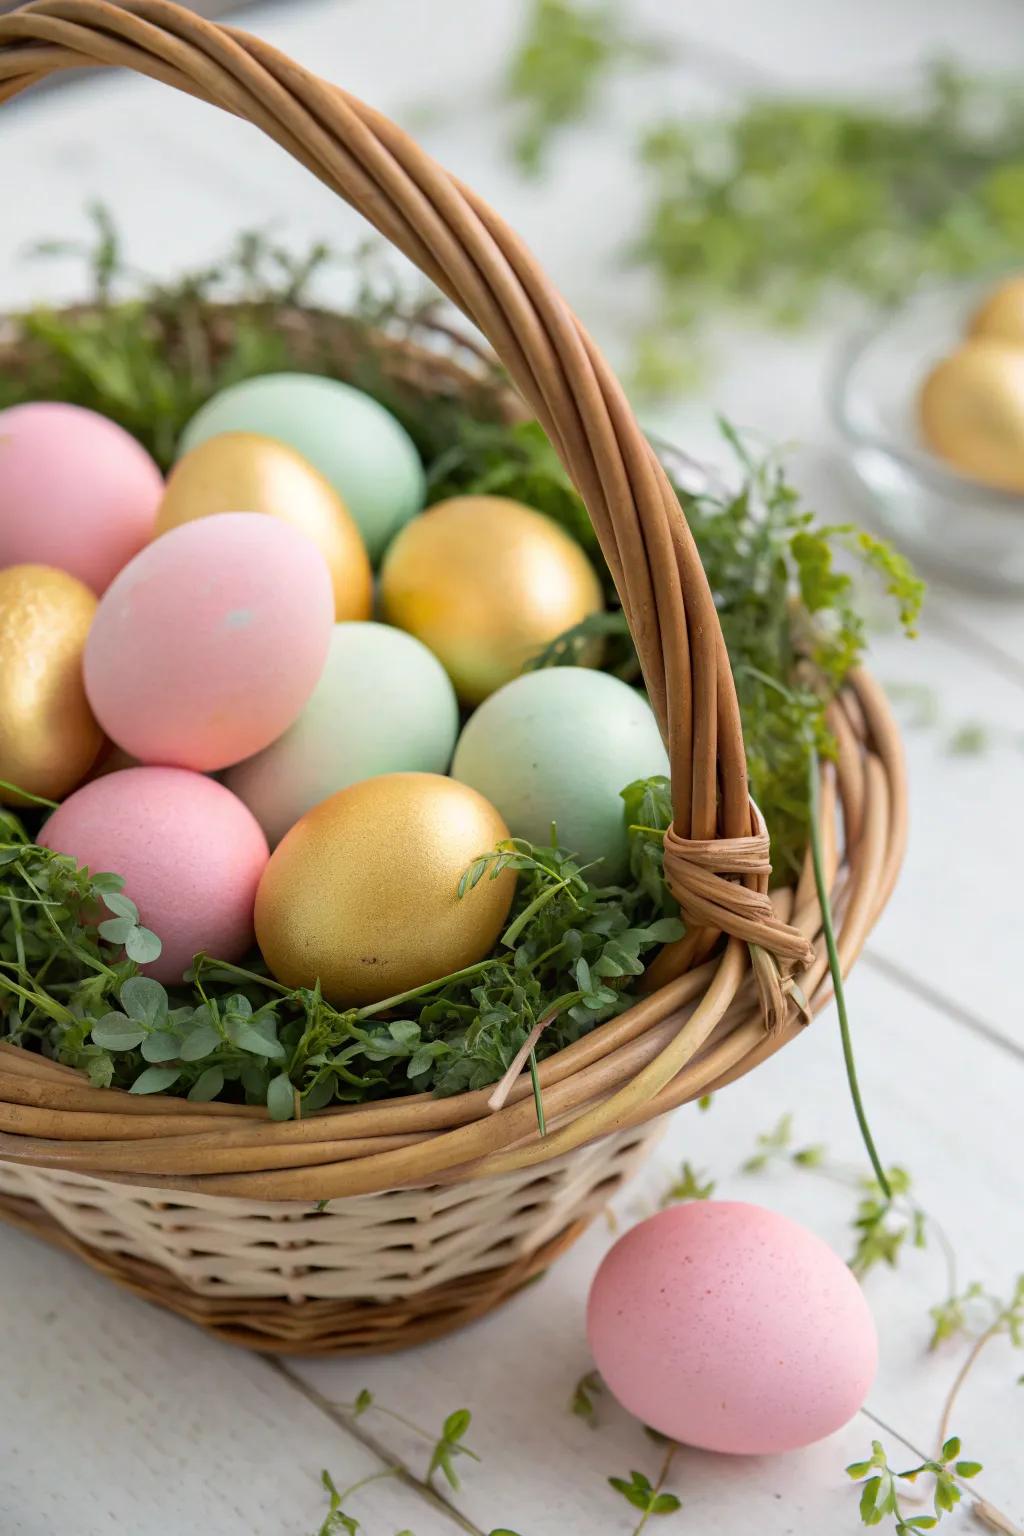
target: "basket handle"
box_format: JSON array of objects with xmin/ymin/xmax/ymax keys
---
[{"xmin": 0, "ymin": 0, "xmax": 812, "ymax": 971}]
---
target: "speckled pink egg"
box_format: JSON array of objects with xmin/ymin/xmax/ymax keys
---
[
  {"xmin": 41, "ymin": 767, "xmax": 269, "ymax": 984},
  {"xmin": 587, "ymin": 1201, "xmax": 877, "ymax": 1455},
  {"xmin": 84, "ymin": 512, "xmax": 334, "ymax": 771},
  {"xmin": 0, "ymin": 402, "xmax": 163, "ymax": 593}
]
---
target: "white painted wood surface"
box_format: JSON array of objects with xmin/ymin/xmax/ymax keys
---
[{"xmin": 1, "ymin": 3, "xmax": 1023, "ymax": 1532}]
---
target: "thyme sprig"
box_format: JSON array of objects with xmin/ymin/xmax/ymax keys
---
[{"xmin": 847, "ymin": 1438, "xmax": 983, "ymax": 1534}]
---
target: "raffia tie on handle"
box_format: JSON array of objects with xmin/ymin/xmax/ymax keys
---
[
  {"xmin": 662, "ymin": 822, "xmax": 816, "ymax": 967},
  {"xmin": 0, "ymin": 0, "xmax": 811, "ymax": 980}
]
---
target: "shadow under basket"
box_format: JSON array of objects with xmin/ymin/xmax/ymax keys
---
[{"xmin": 0, "ymin": 0, "xmax": 906, "ymax": 1355}]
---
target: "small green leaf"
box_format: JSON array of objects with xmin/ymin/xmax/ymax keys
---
[
  {"xmin": 570, "ymin": 1369, "xmax": 603, "ymax": 1425},
  {"xmin": 101, "ymin": 890, "xmax": 138, "ymax": 920},
  {"xmin": 129, "ymin": 1065, "xmax": 181, "ymax": 1095},
  {"xmin": 940, "ymin": 1438, "xmax": 961, "ymax": 1461},
  {"xmin": 179, "ymin": 1022, "xmax": 221, "ymax": 1061},
  {"xmin": 140, "ymin": 1030, "xmax": 180, "ymax": 1063},
  {"xmin": 91, "ymin": 1014, "xmax": 146, "ymax": 1051},
  {"xmin": 954, "ymin": 1460, "xmax": 982, "ymax": 1478},
  {"xmin": 443, "ymin": 1408, "xmax": 471, "ymax": 1443},
  {"xmin": 651, "ymin": 1492, "xmax": 682, "ymax": 1513},
  {"xmin": 98, "ymin": 915, "xmax": 135, "ymax": 945},
  {"xmin": 859, "ymin": 1477, "xmax": 885, "ymax": 1525},
  {"xmin": 266, "ymin": 1072, "xmax": 295, "ymax": 1122},
  {"xmin": 120, "ymin": 975, "xmax": 167, "ymax": 1026},
  {"xmin": 353, "ymin": 1388, "xmax": 373, "ymax": 1417},
  {"xmin": 125, "ymin": 926, "xmax": 162, "ymax": 964},
  {"xmin": 187, "ymin": 1066, "xmax": 225, "ymax": 1102},
  {"xmin": 90, "ymin": 871, "xmax": 125, "ymax": 894},
  {"xmin": 231, "ymin": 1022, "xmax": 285, "ymax": 1060}
]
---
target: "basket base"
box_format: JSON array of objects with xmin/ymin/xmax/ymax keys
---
[{"xmin": 0, "ymin": 1184, "xmax": 595, "ymax": 1355}]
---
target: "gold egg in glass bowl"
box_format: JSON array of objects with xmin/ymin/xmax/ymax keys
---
[{"xmin": 830, "ymin": 275, "xmax": 1024, "ymax": 595}]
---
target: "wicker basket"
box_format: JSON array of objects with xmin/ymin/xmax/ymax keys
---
[{"xmin": 0, "ymin": 0, "xmax": 906, "ymax": 1355}]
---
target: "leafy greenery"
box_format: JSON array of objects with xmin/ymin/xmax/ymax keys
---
[
  {"xmin": 609, "ymin": 1442, "xmax": 683, "ymax": 1532},
  {"xmin": 570, "ymin": 1369, "xmax": 605, "ymax": 1426},
  {"xmin": 505, "ymin": 0, "xmax": 659, "ymax": 174},
  {"xmin": 929, "ymin": 1275, "xmax": 1024, "ymax": 1354},
  {"xmin": 660, "ymin": 1160, "xmax": 715, "ymax": 1204},
  {"xmin": 315, "ymin": 1390, "xmax": 483, "ymax": 1534},
  {"xmin": 0, "ymin": 206, "xmax": 460, "ymax": 470},
  {"xmin": 740, "ymin": 1111, "xmax": 827, "ymax": 1173},
  {"xmin": 846, "ymin": 1438, "xmax": 982, "ymax": 1533},
  {"xmin": 850, "ymin": 1167, "xmax": 928, "ymax": 1278},
  {"xmin": 0, "ymin": 789, "xmax": 678, "ymax": 1113},
  {"xmin": 636, "ymin": 63, "xmax": 1024, "ymax": 350}
]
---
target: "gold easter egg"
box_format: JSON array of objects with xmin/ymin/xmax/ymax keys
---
[
  {"xmin": 969, "ymin": 274, "xmax": 1024, "ymax": 348},
  {"xmin": 380, "ymin": 495, "xmax": 605, "ymax": 704},
  {"xmin": 156, "ymin": 431, "xmax": 373, "ymax": 620},
  {"xmin": 254, "ymin": 771, "xmax": 515, "ymax": 1006},
  {"xmin": 0, "ymin": 565, "xmax": 103, "ymax": 804},
  {"xmin": 919, "ymin": 340, "xmax": 1024, "ymax": 493}
]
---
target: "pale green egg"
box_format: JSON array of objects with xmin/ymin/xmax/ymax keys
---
[
  {"xmin": 225, "ymin": 622, "xmax": 458, "ymax": 844},
  {"xmin": 179, "ymin": 374, "xmax": 424, "ymax": 561},
  {"xmin": 451, "ymin": 667, "xmax": 670, "ymax": 881}
]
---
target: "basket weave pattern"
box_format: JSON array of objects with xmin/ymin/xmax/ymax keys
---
[
  {"xmin": 0, "ymin": 1121, "xmax": 660, "ymax": 1351},
  {"xmin": 0, "ymin": 0, "xmax": 907, "ymax": 1353}
]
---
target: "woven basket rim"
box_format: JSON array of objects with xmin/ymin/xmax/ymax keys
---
[{"xmin": 0, "ymin": 0, "xmax": 908, "ymax": 1205}]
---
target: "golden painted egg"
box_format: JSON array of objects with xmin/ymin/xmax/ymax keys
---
[
  {"xmin": 0, "ymin": 564, "xmax": 103, "ymax": 804},
  {"xmin": 379, "ymin": 495, "xmax": 605, "ymax": 704},
  {"xmin": 968, "ymin": 275, "xmax": 1024, "ymax": 348},
  {"xmin": 254, "ymin": 771, "xmax": 515, "ymax": 1006},
  {"xmin": 156, "ymin": 432, "xmax": 373, "ymax": 620},
  {"xmin": 919, "ymin": 340, "xmax": 1024, "ymax": 493}
]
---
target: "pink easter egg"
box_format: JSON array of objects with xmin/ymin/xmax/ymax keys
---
[
  {"xmin": 41, "ymin": 767, "xmax": 269, "ymax": 984},
  {"xmin": 587, "ymin": 1201, "xmax": 877, "ymax": 1455},
  {"xmin": 0, "ymin": 402, "xmax": 163, "ymax": 593},
  {"xmin": 84, "ymin": 511, "xmax": 334, "ymax": 772}
]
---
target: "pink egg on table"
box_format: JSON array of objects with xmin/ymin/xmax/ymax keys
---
[
  {"xmin": 0, "ymin": 402, "xmax": 163, "ymax": 593},
  {"xmin": 587, "ymin": 1201, "xmax": 877, "ymax": 1455},
  {"xmin": 84, "ymin": 511, "xmax": 334, "ymax": 772},
  {"xmin": 40, "ymin": 767, "xmax": 269, "ymax": 984}
]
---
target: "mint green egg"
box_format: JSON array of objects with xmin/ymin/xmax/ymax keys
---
[
  {"xmin": 451, "ymin": 667, "xmax": 670, "ymax": 881},
  {"xmin": 179, "ymin": 373, "xmax": 425, "ymax": 562},
  {"xmin": 225, "ymin": 622, "xmax": 458, "ymax": 844}
]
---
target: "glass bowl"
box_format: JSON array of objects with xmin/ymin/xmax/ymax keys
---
[{"xmin": 830, "ymin": 277, "xmax": 1024, "ymax": 596}]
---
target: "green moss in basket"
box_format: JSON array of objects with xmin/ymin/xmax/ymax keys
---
[{"xmin": 0, "ymin": 783, "xmax": 679, "ymax": 1114}]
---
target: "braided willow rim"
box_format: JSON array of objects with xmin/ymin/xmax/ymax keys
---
[{"xmin": 0, "ymin": 0, "xmax": 907, "ymax": 1348}]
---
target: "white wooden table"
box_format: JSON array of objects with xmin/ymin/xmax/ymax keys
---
[{"xmin": 2, "ymin": 4, "xmax": 1023, "ymax": 1533}]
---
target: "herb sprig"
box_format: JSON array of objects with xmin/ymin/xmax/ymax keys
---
[{"xmin": 846, "ymin": 1438, "xmax": 983, "ymax": 1534}]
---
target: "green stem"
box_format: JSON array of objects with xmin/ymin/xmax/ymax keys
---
[
  {"xmin": 191, "ymin": 956, "xmax": 291, "ymax": 994},
  {"xmin": 356, "ymin": 960, "xmax": 495, "ymax": 1019},
  {"xmin": 632, "ymin": 1441, "xmax": 680, "ymax": 1536},
  {"xmin": 807, "ymin": 745, "xmax": 891, "ymax": 1201},
  {"xmin": 528, "ymin": 1047, "xmax": 546, "ymax": 1137},
  {"xmin": 501, "ymin": 875, "xmax": 573, "ymax": 948},
  {"xmin": 0, "ymin": 972, "xmax": 77, "ymax": 1025},
  {"xmin": 0, "ymin": 780, "xmax": 58, "ymax": 810}
]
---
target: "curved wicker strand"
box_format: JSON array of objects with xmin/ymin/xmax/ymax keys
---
[{"xmin": 0, "ymin": 0, "xmax": 813, "ymax": 967}]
